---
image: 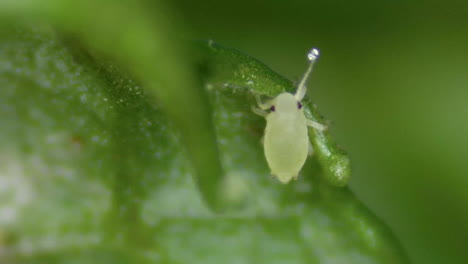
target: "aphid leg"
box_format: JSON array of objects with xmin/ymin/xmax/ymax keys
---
[
  {"xmin": 307, "ymin": 119, "xmax": 327, "ymax": 131},
  {"xmin": 308, "ymin": 142, "xmax": 314, "ymax": 157},
  {"xmin": 255, "ymin": 94, "xmax": 273, "ymax": 110},
  {"xmin": 293, "ymin": 174, "xmax": 299, "ymax": 181},
  {"xmin": 251, "ymin": 106, "xmax": 268, "ymax": 117}
]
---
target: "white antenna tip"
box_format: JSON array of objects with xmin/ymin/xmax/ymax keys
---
[{"xmin": 307, "ymin": 48, "xmax": 320, "ymax": 62}]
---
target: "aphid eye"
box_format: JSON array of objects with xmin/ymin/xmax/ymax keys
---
[
  {"xmin": 297, "ymin": 102, "xmax": 302, "ymax": 109},
  {"xmin": 270, "ymin": 105, "xmax": 276, "ymax": 112}
]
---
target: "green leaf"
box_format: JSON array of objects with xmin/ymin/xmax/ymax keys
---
[
  {"xmin": 0, "ymin": 0, "xmax": 224, "ymax": 210},
  {"xmin": 0, "ymin": 1, "xmax": 408, "ymax": 263},
  {"xmin": 195, "ymin": 42, "xmax": 351, "ymax": 186}
]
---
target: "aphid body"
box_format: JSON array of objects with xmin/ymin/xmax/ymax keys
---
[{"xmin": 253, "ymin": 48, "xmax": 325, "ymax": 183}]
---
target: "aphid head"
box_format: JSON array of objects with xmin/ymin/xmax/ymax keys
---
[
  {"xmin": 294, "ymin": 48, "xmax": 320, "ymax": 101},
  {"xmin": 272, "ymin": 93, "xmax": 302, "ymax": 113},
  {"xmin": 269, "ymin": 48, "xmax": 319, "ymax": 114}
]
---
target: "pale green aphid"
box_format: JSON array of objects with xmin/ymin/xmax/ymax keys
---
[{"xmin": 253, "ymin": 48, "xmax": 326, "ymax": 183}]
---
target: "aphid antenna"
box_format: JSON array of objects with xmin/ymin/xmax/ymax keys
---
[{"xmin": 295, "ymin": 48, "xmax": 320, "ymax": 101}]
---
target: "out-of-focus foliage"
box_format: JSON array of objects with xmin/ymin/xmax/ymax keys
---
[{"xmin": 0, "ymin": 0, "xmax": 410, "ymax": 263}]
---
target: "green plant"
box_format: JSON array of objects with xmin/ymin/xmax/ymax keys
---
[{"xmin": 0, "ymin": 1, "xmax": 408, "ymax": 263}]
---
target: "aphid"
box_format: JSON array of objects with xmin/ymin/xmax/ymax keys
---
[{"xmin": 252, "ymin": 48, "xmax": 326, "ymax": 183}]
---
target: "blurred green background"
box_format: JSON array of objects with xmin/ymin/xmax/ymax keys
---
[{"xmin": 170, "ymin": 0, "xmax": 468, "ymax": 263}]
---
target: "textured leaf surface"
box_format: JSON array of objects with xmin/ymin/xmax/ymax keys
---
[
  {"xmin": 0, "ymin": 0, "xmax": 408, "ymax": 262},
  {"xmin": 0, "ymin": 25, "xmax": 408, "ymax": 264}
]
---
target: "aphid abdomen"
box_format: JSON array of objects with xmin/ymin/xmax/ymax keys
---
[{"xmin": 264, "ymin": 112, "xmax": 309, "ymax": 183}]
